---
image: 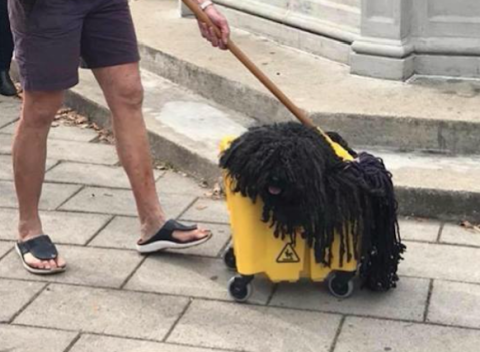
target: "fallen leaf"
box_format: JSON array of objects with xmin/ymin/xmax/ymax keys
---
[{"xmin": 461, "ymin": 220, "xmax": 474, "ymax": 229}]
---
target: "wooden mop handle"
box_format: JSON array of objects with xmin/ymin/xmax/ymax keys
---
[{"xmin": 181, "ymin": 0, "xmax": 316, "ymax": 129}]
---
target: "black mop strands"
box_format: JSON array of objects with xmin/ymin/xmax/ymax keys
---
[{"xmin": 220, "ymin": 122, "xmax": 406, "ymax": 291}]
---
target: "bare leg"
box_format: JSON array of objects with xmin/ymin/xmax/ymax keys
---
[
  {"xmin": 92, "ymin": 63, "xmax": 209, "ymax": 243},
  {"xmin": 13, "ymin": 90, "xmax": 66, "ymax": 270}
]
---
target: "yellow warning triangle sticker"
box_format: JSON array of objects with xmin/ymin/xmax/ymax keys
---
[{"xmin": 276, "ymin": 243, "xmax": 300, "ymax": 263}]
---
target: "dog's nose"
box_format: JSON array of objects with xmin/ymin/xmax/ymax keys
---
[{"xmin": 268, "ymin": 186, "xmax": 282, "ymax": 195}]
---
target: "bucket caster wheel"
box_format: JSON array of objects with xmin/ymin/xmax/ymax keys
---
[
  {"xmin": 327, "ymin": 273, "xmax": 354, "ymax": 299},
  {"xmin": 223, "ymin": 246, "xmax": 237, "ymax": 271},
  {"xmin": 228, "ymin": 275, "xmax": 253, "ymax": 303}
]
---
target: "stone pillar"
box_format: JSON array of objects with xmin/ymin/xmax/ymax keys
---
[{"xmin": 351, "ymin": 0, "xmax": 414, "ymax": 80}]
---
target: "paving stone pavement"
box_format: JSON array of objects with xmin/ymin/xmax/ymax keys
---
[{"xmin": 1, "ymin": 95, "xmax": 480, "ymax": 351}]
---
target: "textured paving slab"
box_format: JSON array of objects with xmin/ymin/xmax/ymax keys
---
[
  {"xmin": 42, "ymin": 139, "xmax": 118, "ymax": 165},
  {"xmin": 428, "ymin": 280, "xmax": 480, "ymax": 329},
  {"xmin": 0, "ymin": 134, "xmax": 118, "ymax": 164},
  {"xmin": 45, "ymin": 162, "xmax": 162, "ymax": 188},
  {"xmin": 0, "ymin": 245, "xmax": 142, "ymax": 288},
  {"xmin": 157, "ymin": 171, "xmax": 208, "ymax": 197},
  {"xmin": 0, "ymin": 240, "xmax": 13, "ymax": 258},
  {"xmin": 0, "ymin": 132, "xmax": 13, "ymax": 151},
  {"xmin": 15, "ymin": 284, "xmax": 189, "ymax": 341},
  {"xmin": 335, "ymin": 317, "xmax": 480, "ymax": 352},
  {"xmin": 0, "ymin": 324, "xmax": 77, "ymax": 352},
  {"xmin": 0, "ymin": 279, "xmax": 46, "ymax": 322},
  {"xmin": 0, "ymin": 154, "xmax": 58, "ymax": 181},
  {"xmin": 441, "ymin": 223, "xmax": 480, "ymax": 247},
  {"xmin": 49, "ymin": 124, "xmax": 98, "ymax": 142},
  {"xmin": 0, "ymin": 96, "xmax": 19, "ymax": 128},
  {"xmin": 125, "ymin": 254, "xmax": 273, "ymax": 304},
  {"xmin": 60, "ymin": 187, "xmax": 195, "ymax": 217},
  {"xmin": 399, "ymin": 218, "xmax": 441, "ymax": 242},
  {"xmin": 90, "ymin": 216, "xmax": 231, "ymax": 256},
  {"xmin": 70, "ymin": 334, "xmax": 219, "ymax": 352},
  {"xmin": 180, "ymin": 199, "xmax": 230, "ymax": 224},
  {"xmin": 270, "ymin": 277, "xmax": 429, "ymax": 321},
  {"xmin": 46, "ymin": 162, "xmax": 132, "ymax": 188},
  {"xmin": 0, "ymin": 114, "xmax": 18, "ymax": 129},
  {"xmin": 168, "ymin": 300, "xmax": 342, "ymax": 352},
  {"xmin": 0, "ymin": 180, "xmax": 81, "ymax": 210},
  {"xmin": 2, "ymin": 122, "xmax": 98, "ymax": 142},
  {"xmin": 0, "ymin": 208, "xmax": 111, "ymax": 244},
  {"xmin": 399, "ymin": 242, "xmax": 480, "ymax": 284}
]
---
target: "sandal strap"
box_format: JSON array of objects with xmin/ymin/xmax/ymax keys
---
[
  {"xmin": 17, "ymin": 235, "xmax": 58, "ymax": 261},
  {"xmin": 141, "ymin": 220, "xmax": 198, "ymax": 245}
]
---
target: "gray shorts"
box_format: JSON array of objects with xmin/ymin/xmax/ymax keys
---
[{"xmin": 9, "ymin": 0, "xmax": 140, "ymax": 91}]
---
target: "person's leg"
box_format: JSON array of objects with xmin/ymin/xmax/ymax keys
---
[
  {"xmin": 8, "ymin": 0, "xmax": 84, "ymax": 272},
  {"xmin": 13, "ymin": 90, "xmax": 66, "ymax": 269},
  {"xmin": 80, "ymin": 0, "xmax": 209, "ymax": 244},
  {"xmin": 92, "ymin": 63, "xmax": 210, "ymax": 243}
]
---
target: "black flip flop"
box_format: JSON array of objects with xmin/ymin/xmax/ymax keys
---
[
  {"xmin": 15, "ymin": 235, "xmax": 66, "ymax": 275},
  {"xmin": 136, "ymin": 219, "xmax": 212, "ymax": 254}
]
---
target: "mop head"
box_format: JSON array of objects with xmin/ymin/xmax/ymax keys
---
[{"xmin": 219, "ymin": 122, "xmax": 405, "ymax": 291}]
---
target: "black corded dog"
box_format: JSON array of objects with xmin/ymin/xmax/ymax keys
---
[{"xmin": 220, "ymin": 122, "xmax": 405, "ymax": 291}]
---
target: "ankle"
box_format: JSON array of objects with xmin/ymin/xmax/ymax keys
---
[
  {"xmin": 18, "ymin": 219, "xmax": 43, "ymax": 241},
  {"xmin": 140, "ymin": 216, "xmax": 166, "ymax": 240}
]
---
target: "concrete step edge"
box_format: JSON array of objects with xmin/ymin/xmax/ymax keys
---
[
  {"xmin": 138, "ymin": 42, "xmax": 480, "ymax": 155},
  {"xmin": 64, "ymin": 90, "xmax": 221, "ymax": 185},
  {"xmin": 65, "ymin": 87, "xmax": 480, "ymax": 223}
]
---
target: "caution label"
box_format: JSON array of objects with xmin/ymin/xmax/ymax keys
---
[{"xmin": 276, "ymin": 243, "xmax": 300, "ymax": 263}]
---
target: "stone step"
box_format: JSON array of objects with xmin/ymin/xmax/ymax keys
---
[
  {"xmin": 130, "ymin": 0, "xmax": 480, "ymax": 155},
  {"xmin": 69, "ymin": 68, "xmax": 480, "ymax": 222},
  {"xmin": 67, "ymin": 69, "xmax": 255, "ymax": 183}
]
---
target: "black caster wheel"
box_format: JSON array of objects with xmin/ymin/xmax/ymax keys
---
[
  {"xmin": 327, "ymin": 273, "xmax": 354, "ymax": 299},
  {"xmin": 228, "ymin": 276, "xmax": 253, "ymax": 303},
  {"xmin": 223, "ymin": 246, "xmax": 237, "ymax": 271}
]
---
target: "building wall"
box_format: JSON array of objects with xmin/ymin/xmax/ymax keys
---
[{"xmin": 180, "ymin": 0, "xmax": 480, "ymax": 80}]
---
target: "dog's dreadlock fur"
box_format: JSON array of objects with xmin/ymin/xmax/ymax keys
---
[{"xmin": 219, "ymin": 122, "xmax": 406, "ymax": 291}]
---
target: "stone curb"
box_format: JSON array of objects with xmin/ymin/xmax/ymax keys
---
[
  {"xmin": 137, "ymin": 42, "xmax": 480, "ymax": 155},
  {"xmin": 64, "ymin": 89, "xmax": 480, "ymax": 222},
  {"xmin": 64, "ymin": 90, "xmax": 221, "ymax": 185}
]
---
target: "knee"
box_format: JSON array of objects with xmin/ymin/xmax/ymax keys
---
[
  {"xmin": 21, "ymin": 91, "xmax": 64, "ymax": 129},
  {"xmin": 115, "ymin": 80, "xmax": 144, "ymax": 111}
]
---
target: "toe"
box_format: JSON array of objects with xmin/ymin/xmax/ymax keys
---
[
  {"xmin": 195, "ymin": 228, "xmax": 212, "ymax": 240},
  {"xmin": 56, "ymin": 255, "xmax": 66, "ymax": 269},
  {"xmin": 49, "ymin": 259, "xmax": 57, "ymax": 269}
]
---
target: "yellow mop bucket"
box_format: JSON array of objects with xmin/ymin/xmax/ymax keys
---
[{"xmin": 220, "ymin": 137, "xmax": 358, "ymax": 302}]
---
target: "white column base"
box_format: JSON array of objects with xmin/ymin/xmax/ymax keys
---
[{"xmin": 350, "ymin": 52, "xmax": 415, "ymax": 81}]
